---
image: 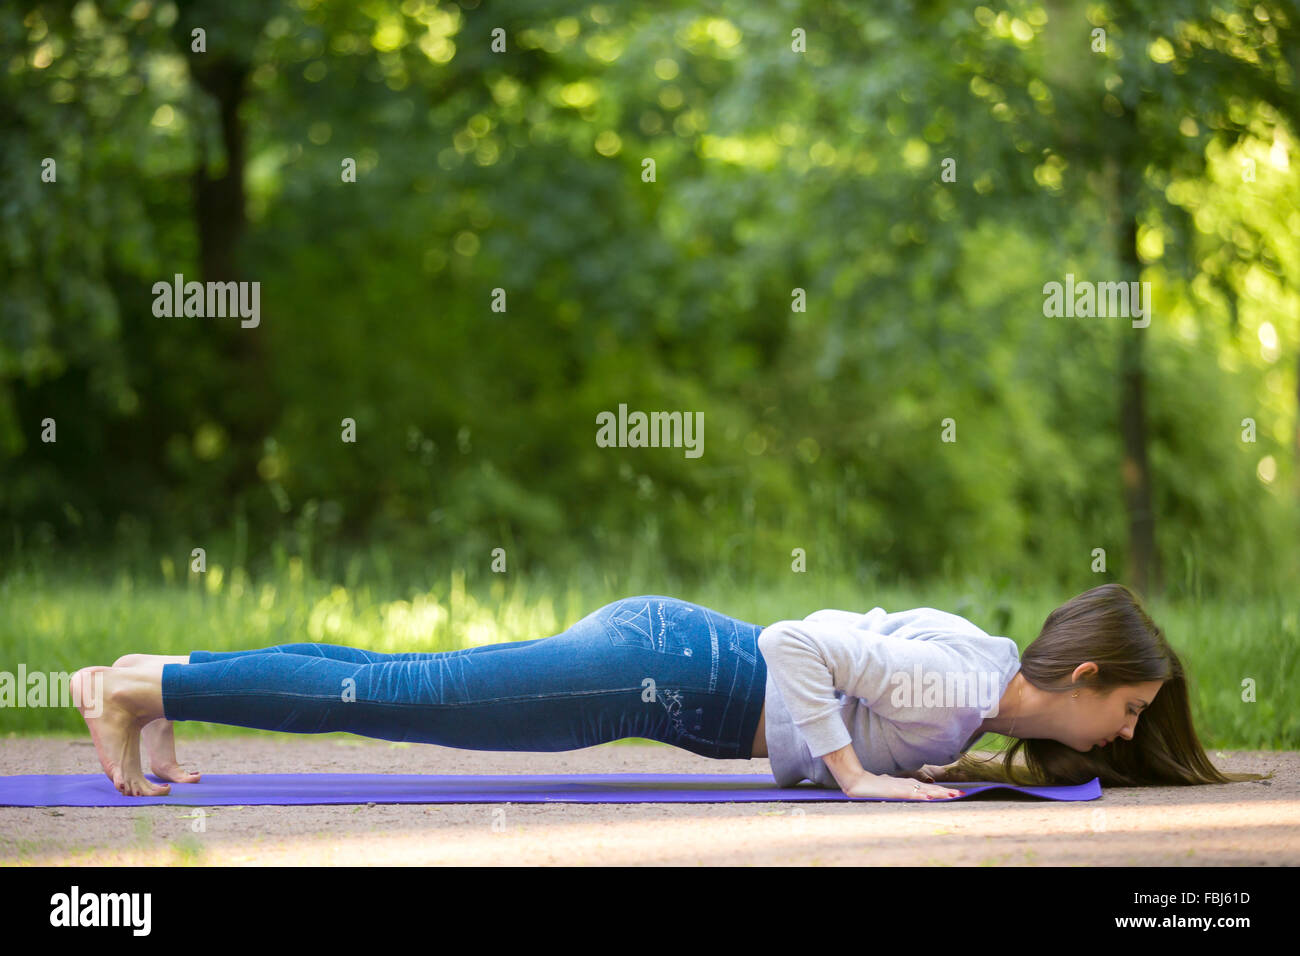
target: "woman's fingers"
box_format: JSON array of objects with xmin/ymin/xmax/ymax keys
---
[{"xmin": 924, "ymin": 782, "xmax": 963, "ymax": 799}]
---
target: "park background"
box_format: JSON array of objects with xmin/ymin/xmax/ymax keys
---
[{"xmin": 1, "ymin": 0, "xmax": 1297, "ymax": 749}]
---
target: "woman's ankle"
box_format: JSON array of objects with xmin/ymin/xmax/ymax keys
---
[{"xmin": 108, "ymin": 664, "xmax": 168, "ymax": 723}]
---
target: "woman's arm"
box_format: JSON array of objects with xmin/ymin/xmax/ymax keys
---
[
  {"xmin": 824, "ymin": 745, "xmax": 962, "ymax": 798},
  {"xmin": 822, "ymin": 741, "xmax": 871, "ymax": 791}
]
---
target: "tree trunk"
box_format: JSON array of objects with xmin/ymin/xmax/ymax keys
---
[
  {"xmin": 186, "ymin": 50, "xmax": 274, "ymax": 503},
  {"xmin": 1113, "ymin": 155, "xmax": 1161, "ymax": 598},
  {"xmin": 190, "ymin": 57, "xmax": 249, "ymax": 284}
]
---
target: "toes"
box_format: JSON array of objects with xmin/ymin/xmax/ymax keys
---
[
  {"xmin": 152, "ymin": 764, "xmax": 200, "ymax": 783},
  {"xmin": 120, "ymin": 779, "xmax": 170, "ymax": 797}
]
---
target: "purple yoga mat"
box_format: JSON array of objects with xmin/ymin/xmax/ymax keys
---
[{"xmin": 0, "ymin": 773, "xmax": 1101, "ymax": 806}]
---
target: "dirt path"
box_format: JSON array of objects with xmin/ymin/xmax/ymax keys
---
[{"xmin": 1, "ymin": 735, "xmax": 1293, "ymax": 865}]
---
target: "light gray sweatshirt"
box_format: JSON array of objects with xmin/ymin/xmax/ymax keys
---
[{"xmin": 758, "ymin": 606, "xmax": 1022, "ymax": 788}]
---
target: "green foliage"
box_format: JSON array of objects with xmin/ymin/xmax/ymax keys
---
[{"xmin": 1, "ymin": 0, "xmax": 1297, "ymax": 597}]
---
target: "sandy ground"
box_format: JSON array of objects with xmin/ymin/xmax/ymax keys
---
[{"xmin": 1, "ymin": 735, "xmax": 1294, "ymax": 866}]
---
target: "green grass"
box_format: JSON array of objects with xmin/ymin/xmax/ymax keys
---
[{"xmin": 0, "ymin": 554, "xmax": 1294, "ymax": 748}]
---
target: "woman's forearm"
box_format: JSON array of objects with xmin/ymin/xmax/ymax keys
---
[{"xmin": 821, "ymin": 742, "xmax": 872, "ymax": 790}]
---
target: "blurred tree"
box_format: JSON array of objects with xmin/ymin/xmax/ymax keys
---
[{"xmin": 0, "ymin": 0, "xmax": 1294, "ymax": 597}]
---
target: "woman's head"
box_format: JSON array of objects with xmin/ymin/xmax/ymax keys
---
[
  {"xmin": 953, "ymin": 583, "xmax": 1270, "ymax": 787},
  {"xmin": 1058, "ymin": 664, "xmax": 1164, "ymax": 753}
]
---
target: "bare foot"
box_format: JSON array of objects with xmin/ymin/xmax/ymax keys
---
[
  {"xmin": 113, "ymin": 653, "xmax": 200, "ymax": 782},
  {"xmin": 142, "ymin": 718, "xmax": 201, "ymax": 783},
  {"xmin": 71, "ymin": 666, "xmax": 171, "ymax": 797}
]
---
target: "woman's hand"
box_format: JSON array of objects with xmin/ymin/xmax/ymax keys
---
[{"xmin": 842, "ymin": 771, "xmax": 963, "ymax": 801}]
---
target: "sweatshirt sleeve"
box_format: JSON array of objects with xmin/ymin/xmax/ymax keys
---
[{"xmin": 757, "ymin": 610, "xmax": 967, "ymax": 759}]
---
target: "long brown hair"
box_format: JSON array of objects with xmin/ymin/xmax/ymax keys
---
[{"xmin": 950, "ymin": 583, "xmax": 1272, "ymax": 787}]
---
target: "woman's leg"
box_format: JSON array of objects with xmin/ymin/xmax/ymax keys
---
[
  {"xmin": 75, "ymin": 596, "xmax": 768, "ymax": 795},
  {"xmin": 113, "ymin": 642, "xmax": 549, "ymax": 780},
  {"xmin": 182, "ymin": 638, "xmax": 547, "ymax": 665},
  {"xmin": 160, "ymin": 634, "xmax": 648, "ymax": 748}
]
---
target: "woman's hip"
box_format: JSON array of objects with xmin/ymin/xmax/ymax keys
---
[
  {"xmin": 573, "ymin": 595, "xmax": 768, "ymax": 758},
  {"xmin": 578, "ymin": 595, "xmax": 761, "ymax": 690}
]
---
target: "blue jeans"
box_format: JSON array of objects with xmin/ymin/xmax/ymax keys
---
[{"xmin": 162, "ymin": 596, "xmax": 768, "ymax": 760}]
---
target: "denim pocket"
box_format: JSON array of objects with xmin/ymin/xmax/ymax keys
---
[{"xmin": 602, "ymin": 597, "xmax": 696, "ymax": 657}]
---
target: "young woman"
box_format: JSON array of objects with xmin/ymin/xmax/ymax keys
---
[{"xmin": 71, "ymin": 582, "xmax": 1265, "ymax": 799}]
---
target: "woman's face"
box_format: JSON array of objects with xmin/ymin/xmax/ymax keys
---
[{"xmin": 1071, "ymin": 677, "xmax": 1164, "ymax": 752}]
